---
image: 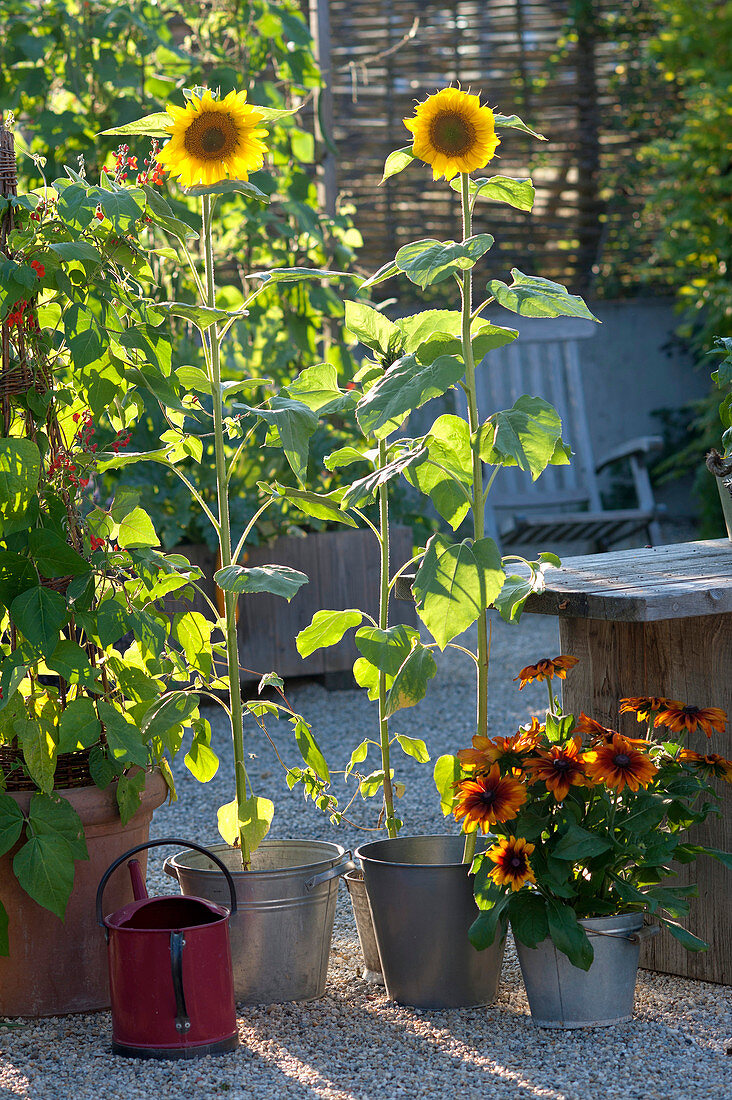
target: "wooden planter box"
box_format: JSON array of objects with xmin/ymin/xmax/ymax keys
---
[{"xmin": 169, "ymin": 527, "xmax": 418, "ymax": 686}]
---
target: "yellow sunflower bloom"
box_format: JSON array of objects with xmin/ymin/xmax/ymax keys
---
[
  {"xmin": 157, "ymin": 89, "xmax": 269, "ymax": 189},
  {"xmin": 403, "ymin": 87, "xmax": 500, "ymax": 182}
]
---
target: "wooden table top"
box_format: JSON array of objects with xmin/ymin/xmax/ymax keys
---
[{"xmin": 524, "ymin": 539, "xmax": 732, "ymax": 623}]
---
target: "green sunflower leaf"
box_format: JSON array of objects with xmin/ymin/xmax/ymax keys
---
[
  {"xmin": 380, "ymin": 146, "xmax": 417, "ymax": 184},
  {"xmin": 493, "ymin": 112, "xmax": 546, "ymax": 140}
]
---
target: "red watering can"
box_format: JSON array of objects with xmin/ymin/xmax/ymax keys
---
[{"xmin": 97, "ymin": 838, "xmax": 238, "ymax": 1060}]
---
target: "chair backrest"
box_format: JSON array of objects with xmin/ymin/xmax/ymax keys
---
[{"xmin": 473, "ymin": 316, "xmax": 600, "ymax": 523}]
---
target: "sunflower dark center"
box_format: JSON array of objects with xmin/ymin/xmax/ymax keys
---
[
  {"xmin": 184, "ymin": 112, "xmax": 238, "ymax": 160},
  {"xmin": 613, "ymin": 753, "xmax": 631, "ymax": 768},
  {"xmin": 429, "ymin": 112, "xmax": 476, "ymax": 157}
]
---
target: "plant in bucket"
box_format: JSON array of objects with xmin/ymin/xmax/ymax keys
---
[
  {"xmin": 0, "ymin": 121, "xmax": 214, "ymax": 1016},
  {"xmin": 346, "ymin": 86, "xmax": 596, "ymax": 1009},
  {"xmin": 444, "ymin": 657, "xmax": 732, "ymax": 1027},
  {"xmin": 99, "ymin": 89, "xmax": 363, "ymax": 1004}
]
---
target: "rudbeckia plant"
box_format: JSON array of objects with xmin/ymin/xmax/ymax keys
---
[{"xmin": 445, "ymin": 658, "xmax": 732, "ymax": 972}]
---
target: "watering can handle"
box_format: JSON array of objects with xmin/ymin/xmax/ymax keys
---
[
  {"xmin": 96, "ymin": 837, "xmax": 238, "ymax": 928},
  {"xmin": 304, "ymin": 853, "xmax": 357, "ymax": 892}
]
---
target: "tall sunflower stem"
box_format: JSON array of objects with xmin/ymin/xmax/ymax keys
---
[
  {"xmin": 377, "ymin": 437, "xmax": 398, "ymax": 838},
  {"xmin": 460, "ymin": 168, "xmax": 489, "ymax": 765},
  {"xmin": 202, "ymin": 193, "xmax": 250, "ymax": 868}
]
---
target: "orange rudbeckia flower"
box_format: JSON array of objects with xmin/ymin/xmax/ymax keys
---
[
  {"xmin": 584, "ymin": 733, "xmax": 658, "ymax": 793},
  {"xmin": 679, "ymin": 750, "xmax": 732, "ymax": 783},
  {"xmin": 453, "ymin": 765, "xmax": 527, "ymax": 833},
  {"xmin": 654, "ymin": 702, "xmax": 727, "ymax": 739},
  {"xmin": 514, "ymin": 655, "xmax": 579, "ymax": 690},
  {"xmin": 573, "ymin": 713, "xmax": 649, "ymax": 749},
  {"xmin": 486, "ymin": 836, "xmax": 536, "ymax": 891},
  {"xmin": 457, "ymin": 729, "xmax": 538, "ymax": 773},
  {"xmin": 619, "ymin": 697, "xmax": 670, "ymax": 723},
  {"xmin": 527, "ymin": 736, "xmax": 589, "ymax": 801}
]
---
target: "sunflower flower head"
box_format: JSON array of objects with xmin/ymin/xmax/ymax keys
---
[
  {"xmin": 157, "ymin": 89, "xmax": 269, "ymax": 189},
  {"xmin": 584, "ymin": 733, "xmax": 658, "ymax": 793},
  {"xmin": 679, "ymin": 749, "xmax": 732, "ymax": 783},
  {"xmin": 654, "ymin": 702, "xmax": 727, "ymax": 739},
  {"xmin": 453, "ymin": 764, "xmax": 526, "ymax": 833},
  {"xmin": 527, "ymin": 736, "xmax": 589, "ymax": 801},
  {"xmin": 514, "ymin": 655, "xmax": 579, "ymax": 690},
  {"xmin": 403, "ymin": 87, "xmax": 500, "ymax": 181},
  {"xmin": 487, "ymin": 836, "xmax": 536, "ymax": 891}
]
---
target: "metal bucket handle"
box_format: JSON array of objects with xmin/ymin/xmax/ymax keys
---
[
  {"xmin": 96, "ymin": 837, "xmax": 238, "ymax": 929},
  {"xmin": 588, "ymin": 923, "xmax": 660, "ymax": 944},
  {"xmin": 305, "ymin": 852, "xmax": 357, "ymax": 892}
]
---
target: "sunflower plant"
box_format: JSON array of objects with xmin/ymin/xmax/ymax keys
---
[
  {"xmin": 100, "ymin": 88, "xmax": 365, "ymax": 864},
  {"xmin": 336, "ymin": 87, "xmax": 596, "ymax": 862},
  {"xmin": 441, "ymin": 656, "xmax": 732, "ymax": 971}
]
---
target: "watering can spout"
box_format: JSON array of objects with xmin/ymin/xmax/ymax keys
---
[{"xmin": 127, "ymin": 859, "xmax": 148, "ymax": 901}]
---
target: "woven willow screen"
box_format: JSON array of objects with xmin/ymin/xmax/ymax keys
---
[{"xmin": 307, "ymin": 0, "xmax": 664, "ymax": 295}]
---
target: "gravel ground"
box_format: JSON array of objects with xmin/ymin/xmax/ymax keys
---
[{"xmin": 1, "ymin": 612, "xmax": 731, "ymax": 1100}]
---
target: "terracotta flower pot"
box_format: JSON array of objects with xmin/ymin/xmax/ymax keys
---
[{"xmin": 0, "ymin": 768, "xmax": 167, "ymax": 1017}]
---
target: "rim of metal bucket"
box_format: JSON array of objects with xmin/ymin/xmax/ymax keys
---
[
  {"xmin": 166, "ymin": 838, "xmax": 348, "ymax": 878},
  {"xmin": 356, "ymin": 834, "xmax": 491, "ymax": 869}
]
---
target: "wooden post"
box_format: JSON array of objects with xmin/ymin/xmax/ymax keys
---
[{"xmin": 308, "ymin": 0, "xmax": 337, "ymax": 219}]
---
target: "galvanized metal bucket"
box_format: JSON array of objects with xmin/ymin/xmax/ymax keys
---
[
  {"xmin": 164, "ymin": 840, "xmax": 354, "ymax": 1005},
  {"xmin": 515, "ymin": 911, "xmax": 660, "ymax": 1028},
  {"xmin": 344, "ymin": 870, "xmax": 384, "ymax": 985},
  {"xmin": 357, "ymin": 835, "xmax": 505, "ymax": 1009}
]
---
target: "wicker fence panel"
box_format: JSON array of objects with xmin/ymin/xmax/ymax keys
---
[{"xmin": 305, "ymin": 0, "xmax": 668, "ymax": 296}]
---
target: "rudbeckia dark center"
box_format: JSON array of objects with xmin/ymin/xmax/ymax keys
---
[
  {"xmin": 509, "ymin": 856, "xmax": 524, "ymax": 870},
  {"xmin": 479, "ymin": 788, "xmax": 497, "ymax": 805},
  {"xmin": 429, "ymin": 112, "xmax": 475, "ymax": 156},
  {"xmin": 552, "ymin": 757, "xmax": 573, "ymax": 772},
  {"xmin": 613, "ymin": 753, "xmax": 630, "ymax": 767}
]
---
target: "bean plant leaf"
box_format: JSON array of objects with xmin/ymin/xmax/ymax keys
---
[
  {"xmin": 478, "ymin": 395, "xmax": 564, "ymax": 481},
  {"xmin": 486, "ymin": 269, "xmax": 599, "ymax": 321},
  {"xmin": 380, "ymin": 145, "xmax": 417, "ymax": 184},
  {"xmin": 98, "ymin": 701, "xmax": 149, "ymax": 767},
  {"xmin": 0, "ymin": 794, "xmax": 25, "ymax": 858},
  {"xmin": 117, "ymin": 507, "xmax": 159, "ymax": 549},
  {"xmin": 450, "ymin": 175, "xmax": 535, "ymax": 211},
  {"xmin": 356, "ymin": 353, "xmax": 464, "ymax": 440},
  {"xmin": 14, "ymin": 718, "xmax": 57, "ymax": 792},
  {"xmin": 10, "ymin": 586, "xmax": 68, "ymax": 658},
  {"xmin": 0, "ymin": 438, "xmax": 40, "ymax": 519},
  {"xmin": 47, "ymin": 641, "xmax": 99, "ymax": 690},
  {"xmin": 412, "ymin": 534, "xmax": 505, "ymax": 648},
  {"xmin": 13, "ymin": 834, "xmax": 76, "ymax": 919},
  {"xmin": 56, "ymin": 698, "xmax": 102, "ymax": 754},
  {"xmin": 395, "ymin": 235, "xmax": 494, "ymax": 290},
  {"xmin": 215, "ymin": 564, "xmax": 308, "ymax": 601},
  {"xmin": 28, "ymin": 793, "xmax": 87, "ymax": 862},
  {"xmin": 116, "ymin": 770, "xmax": 147, "ymax": 826},
  {"xmin": 296, "ymin": 609, "xmax": 363, "ymax": 658},
  {"xmin": 384, "ymin": 643, "xmax": 437, "ymax": 717},
  {"xmin": 28, "ymin": 530, "xmax": 91, "ymax": 578}
]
